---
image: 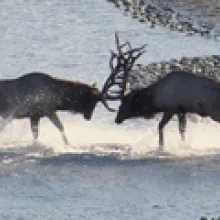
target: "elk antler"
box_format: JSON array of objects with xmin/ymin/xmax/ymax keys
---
[{"xmin": 102, "ymin": 32, "xmax": 146, "ymax": 107}]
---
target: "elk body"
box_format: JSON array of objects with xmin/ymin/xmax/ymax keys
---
[
  {"xmin": 115, "ymin": 71, "xmax": 220, "ymax": 149},
  {"xmin": 0, "ymin": 33, "xmax": 144, "ymax": 145},
  {"xmin": 0, "ymin": 72, "xmax": 113, "ymax": 144}
]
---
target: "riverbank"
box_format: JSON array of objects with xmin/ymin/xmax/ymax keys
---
[{"xmin": 107, "ymin": 0, "xmax": 220, "ymax": 39}]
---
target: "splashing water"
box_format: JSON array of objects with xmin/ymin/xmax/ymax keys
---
[{"xmin": 0, "ymin": 112, "xmax": 220, "ymax": 160}]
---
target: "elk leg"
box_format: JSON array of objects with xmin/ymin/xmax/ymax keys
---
[
  {"xmin": 158, "ymin": 112, "xmax": 174, "ymax": 149},
  {"xmin": 48, "ymin": 113, "xmax": 69, "ymax": 145},
  {"xmin": 30, "ymin": 117, "xmax": 40, "ymax": 144},
  {"xmin": 177, "ymin": 113, "xmax": 186, "ymax": 141}
]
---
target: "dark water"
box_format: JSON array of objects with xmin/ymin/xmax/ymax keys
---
[{"xmin": 0, "ymin": 0, "xmax": 219, "ymax": 219}]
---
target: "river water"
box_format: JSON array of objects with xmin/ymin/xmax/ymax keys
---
[{"xmin": 0, "ymin": 0, "xmax": 220, "ymax": 219}]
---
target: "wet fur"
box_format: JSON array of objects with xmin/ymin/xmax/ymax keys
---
[
  {"xmin": 116, "ymin": 71, "xmax": 220, "ymax": 148},
  {"xmin": 0, "ymin": 72, "xmax": 102, "ymax": 144}
]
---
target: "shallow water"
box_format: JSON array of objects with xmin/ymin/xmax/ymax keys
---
[
  {"xmin": 1, "ymin": 149, "xmax": 220, "ymax": 220},
  {"xmin": 0, "ymin": 0, "xmax": 220, "ymax": 219}
]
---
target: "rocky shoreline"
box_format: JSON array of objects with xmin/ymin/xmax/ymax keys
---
[
  {"xmin": 129, "ymin": 55, "xmax": 220, "ymax": 90},
  {"xmin": 107, "ymin": 0, "xmax": 218, "ymax": 39},
  {"xmin": 106, "ymin": 1, "xmax": 220, "ymax": 94}
]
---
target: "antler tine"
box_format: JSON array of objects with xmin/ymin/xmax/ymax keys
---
[
  {"xmin": 124, "ymin": 44, "xmax": 147, "ymax": 57},
  {"xmin": 123, "ymin": 44, "xmax": 147, "ymax": 70},
  {"xmin": 109, "ymin": 90, "xmax": 123, "ymax": 95},
  {"xmin": 102, "ymin": 76, "xmax": 114, "ymax": 93},
  {"xmin": 115, "ymin": 32, "xmax": 120, "ymax": 50},
  {"xmin": 103, "ymin": 67, "xmax": 125, "ymax": 91},
  {"xmin": 120, "ymin": 43, "xmax": 128, "ymax": 49},
  {"xmin": 121, "ymin": 44, "xmax": 147, "ymax": 96},
  {"xmin": 102, "ymin": 68, "xmax": 121, "ymax": 97},
  {"xmin": 115, "ymin": 32, "xmax": 125, "ymax": 58},
  {"xmin": 105, "ymin": 94, "xmax": 124, "ymax": 100},
  {"xmin": 102, "ymin": 35, "xmax": 126, "ymax": 97},
  {"xmin": 133, "ymin": 44, "xmax": 147, "ymax": 56},
  {"xmin": 109, "ymin": 50, "xmax": 118, "ymax": 71},
  {"xmin": 102, "ymin": 33, "xmax": 146, "ymax": 107},
  {"xmin": 130, "ymin": 50, "xmax": 146, "ymax": 67}
]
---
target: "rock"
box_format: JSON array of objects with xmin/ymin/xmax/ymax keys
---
[{"xmin": 107, "ymin": 0, "xmax": 216, "ymax": 38}]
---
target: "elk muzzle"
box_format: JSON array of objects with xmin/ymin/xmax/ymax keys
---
[
  {"xmin": 115, "ymin": 114, "xmax": 123, "ymax": 124},
  {"xmin": 115, "ymin": 107, "xmax": 127, "ymax": 124}
]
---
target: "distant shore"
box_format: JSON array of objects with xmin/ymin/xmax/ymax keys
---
[
  {"xmin": 107, "ymin": 0, "xmax": 219, "ymax": 39},
  {"xmin": 151, "ymin": 0, "xmax": 220, "ymax": 25}
]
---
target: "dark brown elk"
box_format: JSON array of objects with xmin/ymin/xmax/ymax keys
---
[
  {"xmin": 0, "ymin": 71, "xmax": 115, "ymax": 144},
  {"xmin": 107, "ymin": 34, "xmax": 214, "ymax": 150},
  {"xmin": 0, "ymin": 33, "xmax": 144, "ymax": 145},
  {"xmin": 115, "ymin": 70, "xmax": 220, "ymax": 149}
]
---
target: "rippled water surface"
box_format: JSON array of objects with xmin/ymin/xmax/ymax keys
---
[{"xmin": 0, "ymin": 0, "xmax": 220, "ymax": 219}]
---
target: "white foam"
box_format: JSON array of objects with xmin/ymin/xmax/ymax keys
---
[
  {"xmin": 0, "ymin": 113, "xmax": 220, "ymax": 158},
  {"xmin": 133, "ymin": 116, "xmax": 220, "ymax": 158}
]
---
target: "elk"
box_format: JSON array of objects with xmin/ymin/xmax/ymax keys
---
[
  {"xmin": 0, "ymin": 71, "xmax": 116, "ymax": 144},
  {"xmin": 108, "ymin": 34, "xmax": 217, "ymax": 149},
  {"xmin": 115, "ymin": 69, "xmax": 220, "ymax": 149}
]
